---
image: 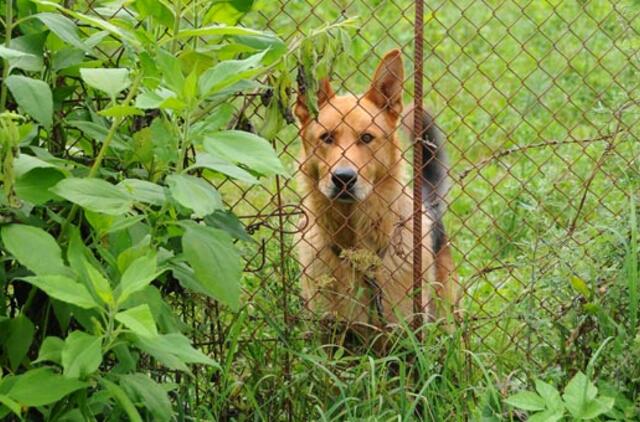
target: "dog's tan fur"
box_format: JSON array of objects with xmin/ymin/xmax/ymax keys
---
[{"xmin": 295, "ymin": 50, "xmax": 457, "ymax": 332}]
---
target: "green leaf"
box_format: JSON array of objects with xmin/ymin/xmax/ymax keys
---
[
  {"xmin": 535, "ymin": 379, "xmax": 563, "ymax": 410},
  {"xmin": 570, "ymin": 276, "xmax": 591, "ymax": 298},
  {"xmin": 35, "ymin": 336, "xmax": 65, "ymax": 364},
  {"xmin": 198, "ymin": 50, "xmax": 267, "ymax": 96},
  {"xmin": 118, "ymin": 179, "xmax": 166, "ymax": 206},
  {"xmin": 504, "ymin": 391, "xmax": 546, "ymax": 411},
  {"xmin": 133, "ymin": 0, "xmax": 175, "ymax": 28},
  {"xmin": 67, "ymin": 120, "xmax": 127, "ymax": 150},
  {"xmin": 177, "ymin": 24, "xmax": 268, "ymax": 39},
  {"xmin": 204, "ymin": 210, "xmax": 253, "ymax": 242},
  {"xmin": 528, "ymin": 409, "xmax": 564, "ymax": 422},
  {"xmin": 0, "ymin": 395, "xmax": 21, "ymax": 418},
  {"xmin": 563, "ymin": 371, "xmax": 598, "ymax": 418},
  {"xmin": 61, "ymin": 331, "xmax": 103, "ymax": 378},
  {"xmin": 116, "ymin": 254, "xmax": 159, "ymax": 305},
  {"xmin": 98, "ymin": 105, "xmax": 144, "ymax": 118},
  {"xmin": 203, "ymin": 130, "xmax": 287, "ymax": 176},
  {"xmin": 21, "ymin": 275, "xmax": 98, "ymax": 309},
  {"xmin": 84, "ymin": 261, "xmax": 114, "ymax": 307},
  {"xmin": 7, "ymin": 368, "xmax": 88, "ymax": 407},
  {"xmin": 191, "ymin": 153, "xmax": 259, "ymax": 184},
  {"xmin": 119, "ymin": 373, "xmax": 172, "ymax": 422},
  {"xmin": 34, "ymin": 12, "xmax": 88, "ymax": 51},
  {"xmin": 134, "ymin": 333, "xmax": 218, "ymax": 372},
  {"xmin": 1, "ymin": 224, "xmax": 66, "ymax": 275},
  {"xmin": 181, "ymin": 222, "xmax": 242, "ymax": 310},
  {"xmin": 100, "ymin": 378, "xmax": 143, "ymax": 422},
  {"xmin": 80, "ymin": 68, "xmax": 131, "ymax": 100},
  {"xmin": 15, "ymin": 167, "xmax": 65, "ymax": 205},
  {"xmin": 115, "ymin": 304, "xmax": 158, "ymax": 337},
  {"xmin": 51, "ymin": 178, "xmax": 133, "ymax": 215},
  {"xmin": 5, "ymin": 75, "xmax": 53, "ymax": 128},
  {"xmin": 156, "ymin": 49, "xmax": 184, "ymax": 93},
  {"xmin": 4, "ymin": 315, "xmax": 34, "ymax": 371},
  {"xmin": 0, "ymin": 45, "xmax": 42, "ymax": 71},
  {"xmin": 167, "ymin": 174, "xmax": 222, "ymax": 217},
  {"xmin": 580, "ymin": 397, "xmax": 615, "ymax": 419}
]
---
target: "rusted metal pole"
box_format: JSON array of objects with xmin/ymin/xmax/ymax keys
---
[{"xmin": 412, "ymin": 0, "xmax": 425, "ymax": 338}]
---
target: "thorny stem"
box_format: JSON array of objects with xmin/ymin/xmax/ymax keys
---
[{"xmin": 0, "ymin": 0, "xmax": 14, "ymax": 112}]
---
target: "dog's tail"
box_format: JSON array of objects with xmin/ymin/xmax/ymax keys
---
[
  {"xmin": 401, "ymin": 107, "xmax": 450, "ymax": 227},
  {"xmin": 402, "ymin": 108, "xmax": 458, "ymax": 313}
]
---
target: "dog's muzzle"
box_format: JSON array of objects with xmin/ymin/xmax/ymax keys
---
[{"xmin": 330, "ymin": 167, "xmax": 358, "ymax": 202}]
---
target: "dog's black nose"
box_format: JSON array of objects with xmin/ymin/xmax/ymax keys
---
[{"xmin": 332, "ymin": 168, "xmax": 358, "ymax": 190}]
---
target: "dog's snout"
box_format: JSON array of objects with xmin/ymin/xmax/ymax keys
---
[{"xmin": 331, "ymin": 168, "xmax": 358, "ymax": 189}]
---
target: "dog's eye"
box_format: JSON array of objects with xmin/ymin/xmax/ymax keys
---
[
  {"xmin": 319, "ymin": 132, "xmax": 334, "ymax": 144},
  {"xmin": 360, "ymin": 133, "xmax": 375, "ymax": 144}
]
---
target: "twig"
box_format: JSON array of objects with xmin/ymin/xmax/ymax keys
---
[{"xmin": 457, "ymin": 135, "xmax": 613, "ymax": 181}]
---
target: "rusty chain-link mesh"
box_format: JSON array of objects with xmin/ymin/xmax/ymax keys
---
[{"xmin": 73, "ymin": 0, "xmax": 640, "ymax": 418}]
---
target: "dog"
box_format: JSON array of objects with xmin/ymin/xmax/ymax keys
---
[{"xmin": 294, "ymin": 49, "xmax": 458, "ymax": 338}]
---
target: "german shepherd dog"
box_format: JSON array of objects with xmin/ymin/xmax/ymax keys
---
[{"xmin": 294, "ymin": 49, "xmax": 458, "ymax": 338}]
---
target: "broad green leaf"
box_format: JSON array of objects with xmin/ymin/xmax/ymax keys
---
[
  {"xmin": 5, "ymin": 75, "xmax": 53, "ymax": 128},
  {"xmin": 13, "ymin": 154, "xmax": 58, "ymax": 176},
  {"xmin": 84, "ymin": 262, "xmax": 114, "ymax": 307},
  {"xmin": 563, "ymin": 371, "xmax": 598, "ymax": 418},
  {"xmin": 133, "ymin": 0, "xmax": 175, "ymax": 28},
  {"xmin": 535, "ymin": 379, "xmax": 563, "ymax": 410},
  {"xmin": 570, "ymin": 276, "xmax": 591, "ymax": 298},
  {"xmin": 98, "ymin": 105, "xmax": 144, "ymax": 118},
  {"xmin": 101, "ymin": 378, "xmax": 143, "ymax": 422},
  {"xmin": 1, "ymin": 224, "xmax": 66, "ymax": 275},
  {"xmin": 15, "ymin": 167, "xmax": 65, "ymax": 204},
  {"xmin": 35, "ymin": 336, "xmax": 65, "ymax": 364},
  {"xmin": 7, "ymin": 368, "xmax": 88, "ymax": 406},
  {"xmin": 52, "ymin": 47, "xmax": 85, "ymax": 71},
  {"xmin": 115, "ymin": 304, "xmax": 158, "ymax": 337},
  {"xmin": 580, "ymin": 397, "xmax": 615, "ymax": 419},
  {"xmin": 204, "ymin": 210, "xmax": 253, "ymax": 242},
  {"xmin": 116, "ymin": 255, "xmax": 159, "ymax": 305},
  {"xmin": 528, "ymin": 409, "xmax": 564, "ymax": 422},
  {"xmin": 504, "ymin": 391, "xmax": 546, "ymax": 411},
  {"xmin": 134, "ymin": 333, "xmax": 218, "ymax": 372},
  {"xmin": 66, "ymin": 120, "xmax": 127, "ymax": 150},
  {"xmin": 167, "ymin": 174, "xmax": 222, "ymax": 217},
  {"xmin": 181, "ymin": 223, "xmax": 242, "ymax": 310},
  {"xmin": 198, "ymin": 50, "xmax": 266, "ymax": 96},
  {"xmin": 0, "ymin": 45, "xmax": 42, "ymax": 71},
  {"xmin": 34, "ymin": 12, "xmax": 88, "ymax": 51},
  {"xmin": 203, "ymin": 130, "xmax": 287, "ymax": 176},
  {"xmin": 191, "ymin": 153, "xmax": 259, "ymax": 184},
  {"xmin": 118, "ymin": 179, "xmax": 166, "ymax": 206},
  {"xmin": 4, "ymin": 315, "xmax": 34, "ymax": 371},
  {"xmin": 21, "ymin": 275, "xmax": 98, "ymax": 309},
  {"xmin": 61, "ymin": 331, "xmax": 103, "ymax": 378},
  {"xmin": 119, "ymin": 374, "xmax": 172, "ymax": 422},
  {"xmin": 80, "ymin": 68, "xmax": 131, "ymax": 100},
  {"xmin": 156, "ymin": 49, "xmax": 184, "ymax": 93},
  {"xmin": 51, "ymin": 178, "xmax": 133, "ymax": 215}
]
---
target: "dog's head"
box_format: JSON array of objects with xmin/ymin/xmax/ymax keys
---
[{"xmin": 295, "ymin": 50, "xmax": 404, "ymax": 203}]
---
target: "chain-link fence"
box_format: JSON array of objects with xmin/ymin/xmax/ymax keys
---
[{"xmin": 72, "ymin": 0, "xmax": 640, "ymax": 419}]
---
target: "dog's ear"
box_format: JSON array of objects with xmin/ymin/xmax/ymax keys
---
[
  {"xmin": 295, "ymin": 78, "xmax": 334, "ymax": 125},
  {"xmin": 365, "ymin": 49, "xmax": 404, "ymax": 117}
]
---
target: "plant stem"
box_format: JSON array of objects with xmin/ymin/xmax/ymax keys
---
[
  {"xmin": 59, "ymin": 72, "xmax": 143, "ymax": 236},
  {"xmin": 176, "ymin": 112, "xmax": 191, "ymax": 173},
  {"xmin": 0, "ymin": 0, "xmax": 14, "ymax": 112}
]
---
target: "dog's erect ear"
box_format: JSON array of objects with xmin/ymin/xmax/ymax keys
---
[
  {"xmin": 295, "ymin": 78, "xmax": 335, "ymax": 125},
  {"xmin": 365, "ymin": 49, "xmax": 404, "ymax": 117}
]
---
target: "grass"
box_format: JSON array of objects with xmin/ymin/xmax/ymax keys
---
[{"xmin": 179, "ymin": 0, "xmax": 640, "ymax": 419}]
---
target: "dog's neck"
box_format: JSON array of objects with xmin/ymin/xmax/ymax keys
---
[{"xmin": 305, "ymin": 169, "xmax": 406, "ymax": 253}]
